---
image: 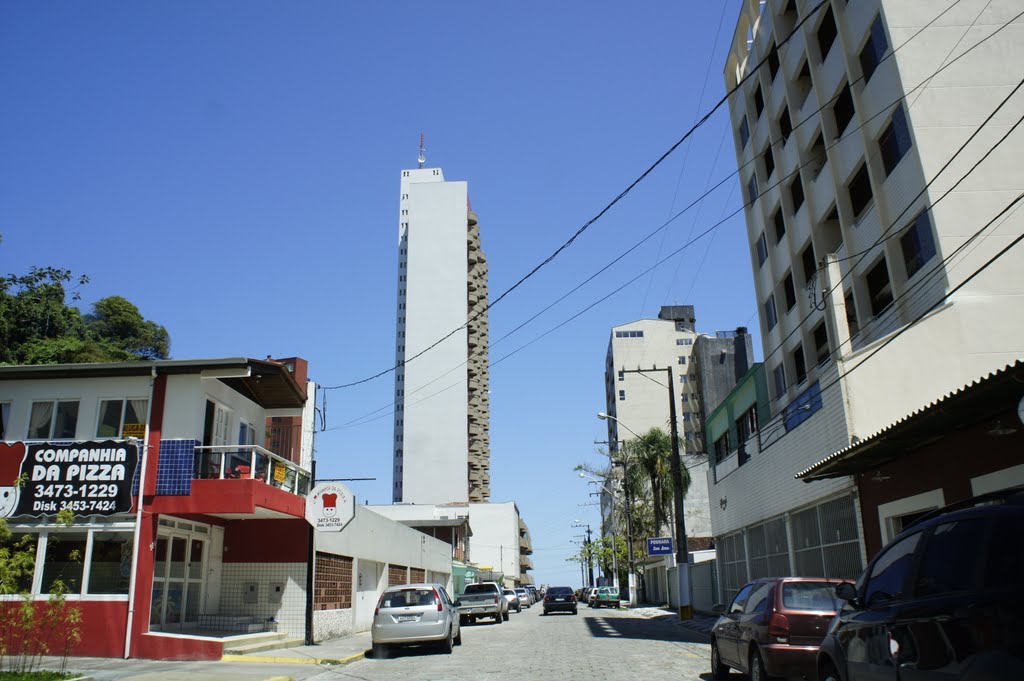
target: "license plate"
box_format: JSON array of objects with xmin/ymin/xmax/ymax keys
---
[
  {"xmin": 556, "ymin": 597, "xmax": 565, "ymax": 601},
  {"xmin": 397, "ymin": 615, "xmax": 417, "ymax": 622}
]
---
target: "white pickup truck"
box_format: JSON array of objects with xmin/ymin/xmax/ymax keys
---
[{"xmin": 457, "ymin": 582, "xmax": 509, "ymax": 624}]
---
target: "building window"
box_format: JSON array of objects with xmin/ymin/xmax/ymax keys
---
[
  {"xmin": 814, "ymin": 321, "xmax": 830, "ymax": 364},
  {"xmin": 793, "ymin": 344, "xmax": 807, "ymax": 384},
  {"xmin": 809, "ymin": 132, "xmax": 827, "ymax": 179},
  {"xmin": 773, "ymin": 207, "xmax": 786, "ymax": 243},
  {"xmin": 767, "ymin": 42, "xmax": 780, "ymax": 81},
  {"xmin": 756, "ymin": 232, "xmax": 768, "ymax": 268},
  {"xmin": 763, "ymin": 145, "xmax": 775, "ymax": 179},
  {"xmin": 96, "ymin": 398, "xmax": 149, "ymax": 438},
  {"xmin": 867, "ymin": 257, "xmax": 894, "ymax": 316},
  {"xmin": 747, "ymin": 174, "xmax": 759, "ymax": 204},
  {"xmin": 28, "ymin": 400, "xmax": 79, "ymax": 440},
  {"xmin": 773, "ymin": 363, "xmax": 787, "ymax": 398},
  {"xmin": 765, "ymin": 294, "xmax": 778, "ymax": 331},
  {"xmin": 676, "ymin": 338, "xmax": 694, "ymax": 346},
  {"xmin": 845, "ymin": 290, "xmax": 860, "ymax": 338},
  {"xmin": 833, "ymin": 83, "xmax": 855, "ymax": 136},
  {"xmin": 901, "ymin": 211, "xmax": 937, "ymax": 278},
  {"xmin": 713, "ymin": 433, "xmax": 731, "ymax": 465},
  {"xmin": 779, "ymin": 107, "xmax": 792, "ymax": 144},
  {"xmin": 848, "ymin": 162, "xmax": 873, "ymax": 219},
  {"xmin": 796, "ymin": 60, "xmax": 813, "ymax": 106},
  {"xmin": 739, "ymin": 116, "xmax": 750, "ymax": 148},
  {"xmin": 817, "ymin": 6, "xmax": 838, "ymax": 61},
  {"xmin": 682, "ymin": 394, "xmax": 690, "ymax": 403},
  {"xmin": 783, "ymin": 272, "xmax": 797, "ymax": 311},
  {"xmin": 678, "ymin": 356, "xmax": 688, "ymax": 365},
  {"xmin": 859, "ymin": 15, "xmax": 890, "ymax": 84},
  {"xmin": 617, "ymin": 370, "xmax": 625, "ymax": 381},
  {"xmin": 801, "ymin": 242, "xmax": 817, "ymax": 286},
  {"xmin": 753, "ymin": 84, "xmax": 765, "ymax": 119},
  {"xmin": 683, "ymin": 412, "xmax": 692, "ymax": 422},
  {"xmin": 615, "ymin": 330, "xmax": 645, "ymax": 338},
  {"xmin": 619, "ymin": 390, "xmax": 626, "ymax": 401},
  {"xmin": 880, "ymin": 106, "xmax": 912, "ymax": 176},
  {"xmin": 790, "ymin": 173, "xmax": 805, "ymax": 214},
  {"xmin": 680, "ymin": 375, "xmax": 688, "ymax": 384},
  {"xmin": 0, "ymin": 402, "xmax": 10, "ymax": 440}
]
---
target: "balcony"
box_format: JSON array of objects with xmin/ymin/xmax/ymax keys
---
[{"xmin": 194, "ymin": 444, "xmax": 312, "ymax": 496}]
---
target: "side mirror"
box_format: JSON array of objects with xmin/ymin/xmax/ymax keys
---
[
  {"xmin": 835, "ymin": 581, "xmax": 858, "ymax": 605},
  {"xmin": 454, "ymin": 599, "xmax": 462, "ymax": 607},
  {"xmin": 711, "ymin": 603, "xmax": 726, "ymax": 614}
]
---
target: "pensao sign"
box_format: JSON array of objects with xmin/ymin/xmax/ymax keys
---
[
  {"xmin": 305, "ymin": 482, "xmax": 355, "ymax": 532},
  {"xmin": 0, "ymin": 440, "xmax": 140, "ymax": 518}
]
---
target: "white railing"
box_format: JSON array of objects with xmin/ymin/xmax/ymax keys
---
[{"xmin": 193, "ymin": 444, "xmax": 311, "ymax": 496}]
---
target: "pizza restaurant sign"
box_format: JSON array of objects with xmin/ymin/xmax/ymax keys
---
[
  {"xmin": 0, "ymin": 440, "xmax": 140, "ymax": 517},
  {"xmin": 305, "ymin": 482, "xmax": 355, "ymax": 532}
]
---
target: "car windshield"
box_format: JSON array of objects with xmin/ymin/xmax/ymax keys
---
[
  {"xmin": 547, "ymin": 586, "xmax": 573, "ymax": 595},
  {"xmin": 463, "ymin": 584, "xmax": 497, "ymax": 594},
  {"xmin": 782, "ymin": 582, "xmax": 840, "ymax": 611},
  {"xmin": 380, "ymin": 588, "xmax": 437, "ymax": 608}
]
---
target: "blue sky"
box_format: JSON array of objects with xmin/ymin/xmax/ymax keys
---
[{"xmin": 1, "ymin": 1, "xmax": 757, "ymax": 585}]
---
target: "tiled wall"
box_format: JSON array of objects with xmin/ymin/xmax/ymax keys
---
[
  {"xmin": 220, "ymin": 562, "xmax": 307, "ymax": 639},
  {"xmin": 314, "ymin": 553, "xmax": 352, "ymax": 610},
  {"xmin": 156, "ymin": 439, "xmax": 196, "ymax": 495},
  {"xmin": 387, "ymin": 564, "xmax": 408, "ymax": 586},
  {"xmin": 314, "ymin": 608, "xmax": 353, "ymax": 642}
]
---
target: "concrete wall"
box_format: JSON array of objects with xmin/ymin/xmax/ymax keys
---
[{"xmin": 467, "ymin": 502, "xmax": 520, "ymax": 584}]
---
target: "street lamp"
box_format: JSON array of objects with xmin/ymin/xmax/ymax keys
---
[
  {"xmin": 579, "ymin": 473, "xmax": 620, "ymax": 592},
  {"xmin": 599, "ymin": 407, "xmax": 692, "ymax": 619}
]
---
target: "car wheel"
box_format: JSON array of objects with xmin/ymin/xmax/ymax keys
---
[
  {"xmin": 440, "ymin": 627, "xmax": 454, "ymax": 654},
  {"xmin": 502, "ymin": 609, "xmax": 510, "ymax": 621},
  {"xmin": 494, "ymin": 613, "xmax": 502, "ymax": 624},
  {"xmin": 710, "ymin": 638, "xmax": 730, "ymax": 680},
  {"xmin": 818, "ymin": 660, "xmax": 841, "ymax": 681},
  {"xmin": 517, "ymin": 605, "xmax": 522, "ymax": 613},
  {"xmin": 372, "ymin": 642, "xmax": 389, "ymax": 660},
  {"xmin": 454, "ymin": 625, "xmax": 462, "ymax": 646},
  {"xmin": 572, "ymin": 608, "xmax": 578, "ymax": 615},
  {"xmin": 750, "ymin": 648, "xmax": 768, "ymax": 681}
]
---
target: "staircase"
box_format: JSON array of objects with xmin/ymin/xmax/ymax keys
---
[{"xmin": 222, "ymin": 631, "xmax": 305, "ymax": 655}]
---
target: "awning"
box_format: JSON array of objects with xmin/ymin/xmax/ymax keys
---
[{"xmin": 796, "ymin": 360, "xmax": 1024, "ymax": 482}]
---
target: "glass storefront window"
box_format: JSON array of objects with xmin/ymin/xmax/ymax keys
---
[
  {"xmin": 40, "ymin": 532, "xmax": 87, "ymax": 594},
  {"xmin": 0, "ymin": 533, "xmax": 37, "ymax": 593},
  {"xmin": 87, "ymin": 532, "xmax": 133, "ymax": 594}
]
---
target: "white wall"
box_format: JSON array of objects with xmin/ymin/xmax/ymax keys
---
[
  {"xmin": 398, "ymin": 169, "xmax": 471, "ymax": 505},
  {"xmin": 162, "ymin": 374, "xmax": 267, "ymax": 443},
  {"xmin": 467, "ymin": 502, "xmax": 520, "ymax": 582}
]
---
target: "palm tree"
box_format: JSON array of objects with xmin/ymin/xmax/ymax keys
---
[{"xmin": 622, "ymin": 427, "xmax": 690, "ymax": 536}]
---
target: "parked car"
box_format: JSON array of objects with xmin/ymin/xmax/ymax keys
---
[
  {"xmin": 592, "ymin": 586, "xmax": 620, "ymax": 608},
  {"xmin": 543, "ymin": 585, "xmax": 578, "ymax": 615},
  {"xmin": 457, "ymin": 581, "xmax": 509, "ymax": 624},
  {"xmin": 515, "ymin": 587, "xmax": 532, "ymax": 608},
  {"xmin": 525, "ymin": 585, "xmax": 539, "ymax": 603},
  {"xmin": 816, "ymin": 487, "xmax": 1024, "ymax": 681},
  {"xmin": 503, "ymin": 588, "xmax": 521, "ymax": 613},
  {"xmin": 371, "ymin": 583, "xmax": 461, "ymax": 658},
  {"xmin": 587, "ymin": 588, "xmax": 599, "ymax": 607},
  {"xmin": 710, "ymin": 577, "xmax": 843, "ymax": 681}
]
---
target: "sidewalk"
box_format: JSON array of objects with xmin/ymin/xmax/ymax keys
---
[
  {"xmin": 221, "ymin": 629, "xmax": 373, "ymax": 666},
  {"xmin": 628, "ymin": 604, "xmax": 717, "ymax": 639}
]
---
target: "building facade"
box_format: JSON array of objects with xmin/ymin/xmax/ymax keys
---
[
  {"xmin": 714, "ymin": 0, "xmax": 1024, "ymax": 601},
  {"xmin": 394, "ymin": 166, "xmax": 491, "ymax": 505}
]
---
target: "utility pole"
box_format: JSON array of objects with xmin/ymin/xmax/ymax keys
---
[
  {"xmin": 572, "ymin": 522, "xmax": 594, "ymax": 587},
  {"xmin": 622, "ymin": 366, "xmax": 692, "ymax": 620}
]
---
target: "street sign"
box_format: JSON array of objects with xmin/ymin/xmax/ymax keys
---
[
  {"xmin": 305, "ymin": 482, "xmax": 355, "ymax": 532},
  {"xmin": 647, "ymin": 536, "xmax": 674, "ymax": 556}
]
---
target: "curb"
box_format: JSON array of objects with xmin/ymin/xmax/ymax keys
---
[{"xmin": 221, "ymin": 651, "xmax": 366, "ymax": 666}]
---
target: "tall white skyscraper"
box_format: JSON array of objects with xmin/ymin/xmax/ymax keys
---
[{"xmin": 393, "ymin": 166, "xmax": 490, "ymax": 504}]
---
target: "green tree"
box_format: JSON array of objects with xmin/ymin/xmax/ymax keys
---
[{"xmin": 85, "ymin": 295, "xmax": 170, "ymax": 360}]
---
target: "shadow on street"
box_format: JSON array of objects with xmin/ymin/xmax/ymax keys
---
[{"xmin": 581, "ymin": 613, "xmax": 711, "ymax": 644}]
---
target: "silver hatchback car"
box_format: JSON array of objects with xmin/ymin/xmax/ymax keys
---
[{"xmin": 371, "ymin": 583, "xmax": 462, "ymax": 657}]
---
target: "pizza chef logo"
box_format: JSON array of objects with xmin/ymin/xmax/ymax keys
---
[
  {"xmin": 0, "ymin": 443, "xmax": 27, "ymax": 518},
  {"xmin": 322, "ymin": 493, "xmax": 338, "ymax": 516},
  {"xmin": 306, "ymin": 482, "xmax": 354, "ymax": 532}
]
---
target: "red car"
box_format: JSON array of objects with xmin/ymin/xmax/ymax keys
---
[{"xmin": 711, "ymin": 577, "xmax": 844, "ymax": 681}]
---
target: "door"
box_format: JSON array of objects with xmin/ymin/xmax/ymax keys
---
[
  {"xmin": 354, "ymin": 559, "xmax": 382, "ymax": 630},
  {"xmin": 717, "ymin": 582, "xmax": 755, "ymax": 668},
  {"xmin": 150, "ymin": 523, "xmax": 209, "ymax": 631}
]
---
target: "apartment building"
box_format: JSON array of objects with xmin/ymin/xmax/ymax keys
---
[
  {"xmin": 393, "ymin": 166, "xmax": 491, "ymax": 504},
  {"xmin": 712, "ymin": 0, "xmax": 1024, "ymax": 600}
]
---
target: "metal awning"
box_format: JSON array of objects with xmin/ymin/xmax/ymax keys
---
[{"xmin": 796, "ymin": 360, "xmax": 1024, "ymax": 482}]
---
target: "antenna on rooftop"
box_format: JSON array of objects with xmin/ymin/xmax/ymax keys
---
[{"xmin": 418, "ymin": 133, "xmax": 426, "ymax": 168}]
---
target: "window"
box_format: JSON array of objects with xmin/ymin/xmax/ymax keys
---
[
  {"xmin": 618, "ymin": 390, "xmax": 626, "ymax": 401},
  {"xmin": 773, "ymin": 363, "xmax": 787, "ymax": 397},
  {"xmin": 845, "ymin": 291, "xmax": 860, "ymax": 337},
  {"xmin": 790, "ymin": 173, "xmax": 805, "ymax": 214},
  {"xmin": 809, "ymin": 132, "xmax": 827, "ymax": 179},
  {"xmin": 756, "ymin": 233, "xmax": 768, "ymax": 268},
  {"xmin": 767, "ymin": 43, "xmax": 780, "ymax": 81},
  {"xmin": 779, "ymin": 107, "xmax": 792, "ymax": 143},
  {"xmin": 0, "ymin": 402, "xmax": 9, "ymax": 440},
  {"xmin": 737, "ymin": 405, "xmax": 758, "ymax": 440},
  {"xmin": 765, "ymin": 294, "xmax": 778, "ymax": 331},
  {"xmin": 739, "ymin": 116, "xmax": 750, "ymax": 148},
  {"xmin": 713, "ymin": 433, "xmax": 731, "ymax": 465},
  {"xmin": 96, "ymin": 399, "xmax": 149, "ymax": 438},
  {"xmin": 833, "ymin": 84, "xmax": 855, "ymax": 136},
  {"xmin": 676, "ymin": 338, "xmax": 694, "ymax": 346},
  {"xmin": 796, "ymin": 61, "xmax": 813, "ymax": 106},
  {"xmin": 848, "ymin": 162, "xmax": 873, "ymax": 219},
  {"xmin": 816, "ymin": 6, "xmax": 838, "ymax": 61},
  {"xmin": 615, "ymin": 330, "xmax": 645, "ymax": 338},
  {"xmin": 753, "ymin": 85, "xmax": 765, "ymax": 119},
  {"xmin": 863, "ymin": 532, "xmax": 921, "ymax": 606},
  {"xmin": 914, "ymin": 520, "xmax": 984, "ymax": 596},
  {"xmin": 41, "ymin": 531, "xmax": 88, "ymax": 594},
  {"xmin": 28, "ymin": 400, "xmax": 79, "ymax": 440},
  {"xmin": 88, "ymin": 532, "xmax": 133, "ymax": 594},
  {"xmin": 617, "ymin": 370, "xmax": 625, "ymax": 381},
  {"xmin": 901, "ymin": 211, "xmax": 937, "ymax": 278},
  {"xmin": 679, "ymin": 375, "xmax": 688, "ymax": 384},
  {"xmin": 985, "ymin": 516, "xmax": 1024, "ymax": 588},
  {"xmin": 677, "ymin": 356, "xmax": 688, "ymax": 365},
  {"xmin": 783, "ymin": 273, "xmax": 797, "ymax": 311},
  {"xmin": 867, "ymin": 257, "xmax": 894, "ymax": 316},
  {"xmin": 763, "ymin": 145, "xmax": 775, "ymax": 179},
  {"xmin": 801, "ymin": 242, "xmax": 817, "ymax": 285},
  {"xmin": 773, "ymin": 208, "xmax": 786, "ymax": 243},
  {"xmin": 745, "ymin": 582, "xmax": 772, "ymax": 614},
  {"xmin": 747, "ymin": 174, "xmax": 759, "ymax": 204},
  {"xmin": 814, "ymin": 321, "xmax": 829, "ymax": 364},
  {"xmin": 729, "ymin": 583, "xmax": 755, "ymax": 614},
  {"xmin": 793, "ymin": 344, "xmax": 807, "ymax": 384},
  {"xmin": 880, "ymin": 106, "xmax": 912, "ymax": 176},
  {"xmin": 859, "ymin": 15, "xmax": 889, "ymax": 84}
]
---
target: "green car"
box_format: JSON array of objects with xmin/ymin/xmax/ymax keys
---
[{"xmin": 592, "ymin": 586, "xmax": 620, "ymax": 608}]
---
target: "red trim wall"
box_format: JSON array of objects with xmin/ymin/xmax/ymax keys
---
[
  {"xmin": 135, "ymin": 633, "xmax": 223, "ymax": 661},
  {"xmin": 223, "ymin": 518, "xmax": 309, "ymax": 563},
  {"xmin": 0, "ymin": 600, "xmax": 128, "ymax": 658},
  {"xmin": 148, "ymin": 479, "xmax": 306, "ymax": 518}
]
